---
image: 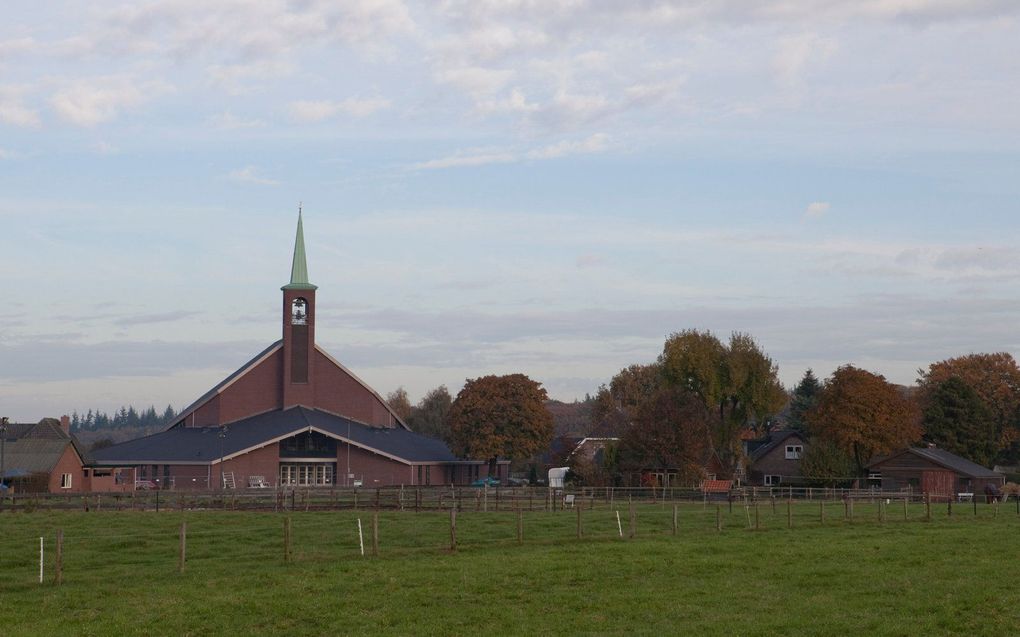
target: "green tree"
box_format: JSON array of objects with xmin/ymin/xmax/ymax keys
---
[
  {"xmin": 659, "ymin": 329, "xmax": 786, "ymax": 475},
  {"xmin": 407, "ymin": 385, "xmax": 453, "ymax": 443},
  {"xmin": 808, "ymin": 365, "xmax": 921, "ymax": 476},
  {"xmin": 798, "ymin": 438, "xmax": 855, "ymax": 487},
  {"xmin": 787, "ymin": 369, "xmax": 820, "ymax": 433},
  {"xmin": 922, "ymin": 376, "xmax": 998, "ymax": 466},
  {"xmin": 449, "ymin": 374, "xmax": 555, "ymax": 475}
]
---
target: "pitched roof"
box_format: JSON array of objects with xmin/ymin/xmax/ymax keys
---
[
  {"xmin": 1, "ymin": 419, "xmax": 86, "ymax": 478},
  {"xmin": 870, "ymin": 447, "xmax": 1002, "ymax": 478},
  {"xmin": 172, "ymin": 340, "xmax": 283, "ymax": 426},
  {"xmin": 93, "ymin": 406, "xmax": 456, "ymax": 466},
  {"xmin": 749, "ymin": 429, "xmax": 806, "ymax": 462}
]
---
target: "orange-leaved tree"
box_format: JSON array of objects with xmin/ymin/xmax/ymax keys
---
[
  {"xmin": 449, "ymin": 374, "xmax": 555, "ymax": 477},
  {"xmin": 918, "ymin": 353, "xmax": 1020, "ymax": 459},
  {"xmin": 808, "ymin": 365, "xmax": 921, "ymax": 476}
]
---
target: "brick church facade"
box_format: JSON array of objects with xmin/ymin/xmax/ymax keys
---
[{"xmin": 93, "ymin": 214, "xmax": 504, "ymax": 489}]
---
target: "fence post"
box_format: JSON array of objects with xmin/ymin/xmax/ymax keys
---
[
  {"xmin": 925, "ymin": 495, "xmax": 932, "ymax": 521},
  {"xmin": 517, "ymin": 508, "xmax": 524, "ymax": 543},
  {"xmin": 948, "ymin": 498, "xmax": 952, "ymax": 517},
  {"xmin": 716, "ymin": 504, "xmax": 722, "ymax": 532},
  {"xmin": 372, "ymin": 512, "xmax": 379, "ymax": 557},
  {"xmin": 450, "ymin": 508, "xmax": 457, "ymax": 552},
  {"xmin": 819, "ymin": 500, "xmax": 825, "ymax": 524},
  {"xmin": 39, "ymin": 537, "xmax": 44, "ymax": 584},
  {"xmin": 576, "ymin": 506, "xmax": 583, "ymax": 539},
  {"xmin": 903, "ymin": 498, "xmax": 908, "ymax": 520},
  {"xmin": 55, "ymin": 529, "xmax": 63, "ymax": 585},
  {"xmin": 628, "ymin": 502, "xmax": 636, "ymax": 539},
  {"xmin": 973, "ymin": 496, "xmax": 978, "ymax": 516},
  {"xmin": 787, "ymin": 499, "xmax": 792, "ymax": 529},
  {"xmin": 672, "ymin": 505, "xmax": 678, "ymax": 535},
  {"xmin": 754, "ymin": 502, "xmax": 760, "ymax": 530},
  {"xmin": 284, "ymin": 516, "xmax": 292, "ymax": 563},
  {"xmin": 771, "ymin": 496, "xmax": 776, "ymax": 515},
  {"xmin": 179, "ymin": 521, "xmax": 187, "ymax": 573}
]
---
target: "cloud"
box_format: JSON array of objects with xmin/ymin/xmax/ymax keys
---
[
  {"xmin": 112, "ymin": 311, "xmax": 202, "ymax": 327},
  {"xmin": 287, "ymin": 97, "xmax": 391, "ymax": 122},
  {"xmin": 773, "ymin": 33, "xmax": 838, "ymax": 87},
  {"xmin": 804, "ymin": 202, "xmax": 831, "ymax": 218},
  {"xmin": 526, "ymin": 133, "xmax": 609, "ymax": 159},
  {"xmin": 414, "ymin": 133, "xmax": 610, "ymax": 170},
  {"xmin": 0, "ymin": 86, "xmax": 41, "ymax": 127},
  {"xmin": 226, "ymin": 165, "xmax": 279, "ymax": 185},
  {"xmin": 0, "ymin": 148, "xmax": 15, "ymax": 159},
  {"xmin": 208, "ymin": 112, "xmax": 266, "ymax": 129},
  {"xmin": 50, "ymin": 77, "xmax": 172, "ymax": 126}
]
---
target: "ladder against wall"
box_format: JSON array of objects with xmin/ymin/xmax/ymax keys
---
[{"xmin": 222, "ymin": 472, "xmax": 236, "ymax": 489}]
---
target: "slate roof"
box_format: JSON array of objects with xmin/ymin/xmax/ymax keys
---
[
  {"xmin": 870, "ymin": 447, "xmax": 1002, "ymax": 478},
  {"xmin": 93, "ymin": 406, "xmax": 458, "ymax": 465}
]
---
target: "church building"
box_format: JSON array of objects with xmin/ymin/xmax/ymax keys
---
[{"xmin": 93, "ymin": 214, "xmax": 503, "ymax": 489}]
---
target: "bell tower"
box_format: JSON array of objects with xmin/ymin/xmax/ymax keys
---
[{"xmin": 281, "ymin": 209, "xmax": 318, "ymax": 407}]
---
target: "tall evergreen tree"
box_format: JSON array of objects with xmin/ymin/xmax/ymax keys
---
[{"xmin": 787, "ymin": 369, "xmax": 821, "ymax": 433}]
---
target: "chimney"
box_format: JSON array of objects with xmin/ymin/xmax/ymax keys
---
[{"xmin": 60, "ymin": 415, "xmax": 71, "ymax": 435}]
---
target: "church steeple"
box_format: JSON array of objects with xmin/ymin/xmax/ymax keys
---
[
  {"xmin": 283, "ymin": 208, "xmax": 317, "ymax": 291},
  {"xmin": 281, "ymin": 208, "xmax": 317, "ymax": 406}
]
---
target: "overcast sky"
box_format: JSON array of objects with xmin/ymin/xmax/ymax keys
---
[{"xmin": 2, "ymin": 1, "xmax": 1020, "ymax": 421}]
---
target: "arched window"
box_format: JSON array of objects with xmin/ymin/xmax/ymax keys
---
[{"xmin": 291, "ymin": 298, "xmax": 308, "ymax": 325}]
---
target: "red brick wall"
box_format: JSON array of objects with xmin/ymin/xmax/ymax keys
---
[
  {"xmin": 220, "ymin": 443, "xmax": 281, "ymax": 488},
  {"xmin": 313, "ymin": 350, "xmax": 395, "ymax": 427},
  {"xmin": 283, "ymin": 289, "xmax": 316, "ymax": 408},
  {"xmin": 337, "ymin": 443, "xmax": 413, "ymax": 487},
  {"xmin": 47, "ymin": 445, "xmax": 84, "ymax": 493}
]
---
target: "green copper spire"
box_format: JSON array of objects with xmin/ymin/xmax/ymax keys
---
[{"xmin": 282, "ymin": 208, "xmax": 318, "ymax": 290}]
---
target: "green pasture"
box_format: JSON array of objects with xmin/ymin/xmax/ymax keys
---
[{"xmin": 1, "ymin": 500, "xmax": 1018, "ymax": 636}]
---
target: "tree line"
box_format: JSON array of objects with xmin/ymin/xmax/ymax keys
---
[{"xmin": 70, "ymin": 405, "xmax": 179, "ymax": 433}]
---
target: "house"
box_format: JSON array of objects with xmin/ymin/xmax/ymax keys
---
[
  {"xmin": 0, "ymin": 417, "xmax": 134, "ymax": 493},
  {"xmin": 747, "ymin": 429, "xmax": 808, "ymax": 487},
  {"xmin": 867, "ymin": 446, "xmax": 1004, "ymax": 498},
  {"xmin": 92, "ymin": 213, "xmax": 504, "ymax": 489}
]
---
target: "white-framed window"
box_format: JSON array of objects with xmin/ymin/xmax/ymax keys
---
[
  {"xmin": 60, "ymin": 473, "xmax": 73, "ymax": 489},
  {"xmin": 785, "ymin": 445, "xmax": 803, "ymax": 460},
  {"xmin": 764, "ymin": 474, "xmax": 782, "ymax": 486},
  {"xmin": 280, "ymin": 463, "xmax": 333, "ymax": 487}
]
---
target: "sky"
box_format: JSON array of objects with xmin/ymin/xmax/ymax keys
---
[{"xmin": 2, "ymin": 1, "xmax": 1020, "ymax": 421}]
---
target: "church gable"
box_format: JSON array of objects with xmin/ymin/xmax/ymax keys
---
[{"xmin": 313, "ymin": 346, "xmax": 408, "ymax": 429}]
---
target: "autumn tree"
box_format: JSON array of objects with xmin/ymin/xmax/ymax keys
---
[
  {"xmin": 448, "ymin": 374, "xmax": 555, "ymax": 475},
  {"xmin": 659, "ymin": 329, "xmax": 786, "ymax": 474},
  {"xmin": 589, "ymin": 363, "xmax": 663, "ymax": 436},
  {"xmin": 807, "ymin": 365, "xmax": 921, "ymax": 476},
  {"xmin": 385, "ymin": 387, "xmax": 413, "ymax": 422},
  {"xmin": 617, "ymin": 386, "xmax": 711, "ymax": 484},
  {"xmin": 406, "ymin": 385, "xmax": 453, "ymax": 443},
  {"xmin": 787, "ymin": 369, "xmax": 821, "ymax": 433},
  {"xmin": 922, "ymin": 376, "xmax": 998, "ymax": 467},
  {"xmin": 918, "ymin": 353, "xmax": 1020, "ymax": 460}
]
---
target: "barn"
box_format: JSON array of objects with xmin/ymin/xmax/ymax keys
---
[
  {"xmin": 868, "ymin": 446, "xmax": 1004, "ymax": 499},
  {"xmin": 92, "ymin": 213, "xmax": 503, "ymax": 489}
]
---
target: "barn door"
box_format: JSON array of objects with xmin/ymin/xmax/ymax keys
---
[{"xmin": 921, "ymin": 470, "xmax": 955, "ymax": 498}]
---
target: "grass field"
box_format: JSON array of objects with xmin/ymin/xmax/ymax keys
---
[{"xmin": 1, "ymin": 500, "xmax": 1018, "ymax": 636}]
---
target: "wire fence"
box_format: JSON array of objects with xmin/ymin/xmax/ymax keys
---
[
  {"xmin": 1, "ymin": 490, "xmax": 1017, "ymax": 590},
  {"xmin": 1, "ymin": 484, "xmax": 1007, "ymax": 514}
]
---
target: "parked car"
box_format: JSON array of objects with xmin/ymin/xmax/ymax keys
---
[
  {"xmin": 506, "ymin": 477, "xmax": 529, "ymax": 487},
  {"xmin": 135, "ymin": 480, "xmax": 157, "ymax": 490},
  {"xmin": 470, "ymin": 477, "xmax": 501, "ymax": 487}
]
